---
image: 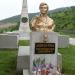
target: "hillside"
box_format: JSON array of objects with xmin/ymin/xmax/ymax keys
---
[
  {"xmin": 0, "ymin": 15, "xmax": 21, "ymax": 24},
  {"xmin": 0, "ymin": 6, "xmax": 75, "ymax": 33},
  {"xmin": 48, "ymin": 6, "xmax": 75, "ymax": 33}
]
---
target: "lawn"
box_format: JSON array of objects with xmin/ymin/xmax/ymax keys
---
[
  {"xmin": 59, "ymin": 45, "xmax": 75, "ymax": 75},
  {"xmin": 0, "ymin": 45, "xmax": 75, "ymax": 75},
  {"xmin": 18, "ymin": 40, "xmax": 30, "ymax": 46},
  {"xmin": 0, "ymin": 49, "xmax": 18, "ymax": 75}
]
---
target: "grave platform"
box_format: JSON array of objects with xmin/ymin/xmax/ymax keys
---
[{"xmin": 17, "ymin": 46, "xmax": 62, "ymax": 73}]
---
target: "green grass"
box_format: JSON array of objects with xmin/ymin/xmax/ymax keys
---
[
  {"xmin": 0, "ymin": 49, "xmax": 18, "ymax": 75},
  {"xmin": 59, "ymin": 45, "xmax": 75, "ymax": 75},
  {"xmin": 0, "ymin": 45, "xmax": 75, "ymax": 75},
  {"xmin": 18, "ymin": 40, "xmax": 30, "ymax": 46},
  {"xmin": 59, "ymin": 32, "xmax": 75, "ymax": 38}
]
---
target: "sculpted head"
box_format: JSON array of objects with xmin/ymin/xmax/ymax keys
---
[
  {"xmin": 31, "ymin": 2, "xmax": 55, "ymax": 32},
  {"xmin": 39, "ymin": 2, "xmax": 49, "ymax": 15}
]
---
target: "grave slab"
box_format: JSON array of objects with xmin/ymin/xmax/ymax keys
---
[
  {"xmin": 0, "ymin": 34, "xmax": 18, "ymax": 49},
  {"xmin": 58, "ymin": 35, "xmax": 69, "ymax": 48}
]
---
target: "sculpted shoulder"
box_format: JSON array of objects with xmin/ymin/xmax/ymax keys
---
[
  {"xmin": 31, "ymin": 15, "xmax": 39, "ymax": 21},
  {"xmin": 48, "ymin": 17, "xmax": 54, "ymax": 23},
  {"xmin": 30, "ymin": 15, "xmax": 38, "ymax": 25}
]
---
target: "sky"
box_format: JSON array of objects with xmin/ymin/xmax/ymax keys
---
[{"xmin": 0, "ymin": 0, "xmax": 75, "ymax": 20}]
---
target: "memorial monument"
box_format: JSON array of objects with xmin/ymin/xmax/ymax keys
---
[
  {"xmin": 19, "ymin": 0, "xmax": 30, "ymax": 32},
  {"xmin": 30, "ymin": 2, "xmax": 61, "ymax": 75},
  {"xmin": 17, "ymin": 1, "xmax": 62, "ymax": 75}
]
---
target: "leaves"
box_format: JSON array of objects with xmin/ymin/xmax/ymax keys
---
[{"xmin": 48, "ymin": 6, "xmax": 75, "ymax": 32}]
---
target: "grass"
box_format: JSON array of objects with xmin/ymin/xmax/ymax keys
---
[
  {"xmin": 0, "ymin": 44, "xmax": 75, "ymax": 75},
  {"xmin": 59, "ymin": 45, "xmax": 75, "ymax": 75},
  {"xmin": 59, "ymin": 32, "xmax": 75, "ymax": 38},
  {"xmin": 18, "ymin": 40, "xmax": 30, "ymax": 46},
  {"xmin": 0, "ymin": 49, "xmax": 18, "ymax": 75}
]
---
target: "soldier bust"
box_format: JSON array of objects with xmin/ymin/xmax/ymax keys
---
[{"xmin": 30, "ymin": 2, "xmax": 55, "ymax": 32}]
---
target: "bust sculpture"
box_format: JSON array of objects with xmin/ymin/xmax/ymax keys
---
[{"xmin": 30, "ymin": 2, "xmax": 55, "ymax": 32}]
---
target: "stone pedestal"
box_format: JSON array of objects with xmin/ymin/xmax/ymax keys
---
[
  {"xmin": 17, "ymin": 46, "xmax": 30, "ymax": 72},
  {"xmin": 17, "ymin": 46, "xmax": 62, "ymax": 73},
  {"xmin": 30, "ymin": 32, "xmax": 58, "ymax": 75}
]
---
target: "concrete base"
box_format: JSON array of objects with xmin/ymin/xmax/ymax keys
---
[
  {"xmin": 17, "ymin": 46, "xmax": 62, "ymax": 73},
  {"xmin": 23, "ymin": 69, "xmax": 29, "ymax": 75},
  {"xmin": 57, "ymin": 53, "xmax": 62, "ymax": 72},
  {"xmin": 17, "ymin": 46, "xmax": 30, "ymax": 72}
]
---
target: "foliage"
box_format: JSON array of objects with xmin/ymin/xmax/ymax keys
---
[
  {"xmin": 0, "ymin": 22, "xmax": 20, "ymax": 33},
  {"xmin": 0, "ymin": 6, "xmax": 75, "ymax": 34},
  {"xmin": 48, "ymin": 6, "xmax": 75, "ymax": 33}
]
